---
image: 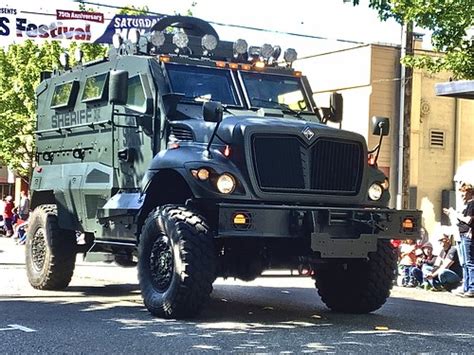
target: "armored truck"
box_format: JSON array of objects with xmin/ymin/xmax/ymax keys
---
[{"xmin": 27, "ymin": 16, "xmax": 421, "ymax": 318}]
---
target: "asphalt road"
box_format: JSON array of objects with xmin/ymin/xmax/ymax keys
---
[{"xmin": 1, "ymin": 237, "xmax": 473, "ymax": 353}]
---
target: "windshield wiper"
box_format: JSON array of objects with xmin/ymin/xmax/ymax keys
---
[
  {"xmin": 250, "ymin": 98, "xmax": 305, "ymax": 120},
  {"xmin": 278, "ymin": 103, "xmax": 303, "ymax": 119}
]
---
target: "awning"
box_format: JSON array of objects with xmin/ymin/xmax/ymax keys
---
[{"xmin": 435, "ymin": 80, "xmax": 474, "ymax": 99}]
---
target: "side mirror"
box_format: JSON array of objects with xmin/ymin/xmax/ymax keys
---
[
  {"xmin": 371, "ymin": 116, "xmax": 390, "ymax": 136},
  {"xmin": 328, "ymin": 92, "xmax": 343, "ymax": 123},
  {"xmin": 109, "ymin": 70, "xmax": 128, "ymax": 105},
  {"xmin": 203, "ymin": 101, "xmax": 223, "ymax": 123}
]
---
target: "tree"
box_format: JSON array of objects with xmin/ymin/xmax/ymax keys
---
[
  {"xmin": 354, "ymin": 0, "xmax": 474, "ymax": 79},
  {"xmin": 0, "ymin": 41, "xmax": 62, "ymax": 181}
]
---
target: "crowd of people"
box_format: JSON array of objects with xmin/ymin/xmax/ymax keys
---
[
  {"xmin": 0, "ymin": 190, "xmax": 30, "ymax": 244},
  {"xmin": 396, "ymin": 182, "xmax": 474, "ymax": 298}
]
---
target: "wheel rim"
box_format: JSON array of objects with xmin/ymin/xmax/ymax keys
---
[
  {"xmin": 150, "ymin": 235, "xmax": 174, "ymax": 292},
  {"xmin": 32, "ymin": 227, "xmax": 47, "ymax": 271}
]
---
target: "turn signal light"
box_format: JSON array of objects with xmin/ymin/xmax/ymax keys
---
[
  {"xmin": 233, "ymin": 213, "xmax": 247, "ymax": 225},
  {"xmin": 232, "ymin": 211, "xmax": 252, "ymax": 229},
  {"xmin": 402, "ymin": 218, "xmax": 414, "ymax": 229}
]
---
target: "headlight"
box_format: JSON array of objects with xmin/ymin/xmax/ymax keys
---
[
  {"xmin": 216, "ymin": 173, "xmax": 236, "ymax": 194},
  {"xmin": 368, "ymin": 183, "xmax": 383, "ymax": 201}
]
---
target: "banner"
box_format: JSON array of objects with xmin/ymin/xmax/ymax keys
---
[{"xmin": 0, "ymin": 4, "xmax": 163, "ymax": 46}]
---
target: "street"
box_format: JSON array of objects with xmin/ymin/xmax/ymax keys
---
[{"xmin": 1, "ymin": 237, "xmax": 473, "ymax": 353}]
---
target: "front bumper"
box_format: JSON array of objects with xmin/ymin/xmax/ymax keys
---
[{"xmin": 217, "ymin": 203, "xmax": 421, "ymax": 258}]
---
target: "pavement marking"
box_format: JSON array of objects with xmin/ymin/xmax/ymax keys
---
[{"xmin": 0, "ymin": 324, "xmax": 37, "ymax": 332}]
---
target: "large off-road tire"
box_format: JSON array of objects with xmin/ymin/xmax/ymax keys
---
[
  {"xmin": 25, "ymin": 204, "xmax": 77, "ymax": 290},
  {"xmin": 138, "ymin": 205, "xmax": 217, "ymax": 319},
  {"xmin": 315, "ymin": 240, "xmax": 397, "ymax": 313}
]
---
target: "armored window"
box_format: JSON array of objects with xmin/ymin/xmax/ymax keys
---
[
  {"xmin": 126, "ymin": 75, "xmax": 146, "ymax": 112},
  {"xmin": 165, "ymin": 63, "xmax": 240, "ymax": 106},
  {"xmin": 240, "ymin": 72, "xmax": 310, "ymax": 112},
  {"xmin": 50, "ymin": 81, "xmax": 79, "ymax": 109},
  {"xmin": 82, "ymin": 73, "xmax": 108, "ymax": 102}
]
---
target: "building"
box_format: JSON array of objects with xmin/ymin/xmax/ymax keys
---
[
  {"xmin": 0, "ymin": 165, "xmax": 14, "ymax": 198},
  {"xmin": 295, "ymin": 41, "xmax": 474, "ymax": 239}
]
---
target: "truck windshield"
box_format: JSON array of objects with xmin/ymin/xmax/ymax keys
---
[
  {"xmin": 166, "ymin": 63, "xmax": 241, "ymax": 106},
  {"xmin": 240, "ymin": 72, "xmax": 311, "ymax": 112}
]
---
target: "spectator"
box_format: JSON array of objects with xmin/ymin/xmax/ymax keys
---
[
  {"xmin": 3, "ymin": 195, "xmax": 14, "ymax": 237},
  {"xmin": 444, "ymin": 182, "xmax": 474, "ymax": 297},
  {"xmin": 411, "ymin": 242, "xmax": 436, "ymax": 287},
  {"xmin": 424, "ymin": 233, "xmax": 462, "ymax": 291},
  {"xmin": 399, "ymin": 239, "xmax": 417, "ymax": 287},
  {"xmin": 18, "ymin": 190, "xmax": 30, "ymax": 220}
]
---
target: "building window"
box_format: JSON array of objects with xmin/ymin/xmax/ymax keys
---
[{"xmin": 430, "ymin": 129, "xmax": 445, "ymax": 148}]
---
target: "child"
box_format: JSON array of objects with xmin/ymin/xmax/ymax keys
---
[{"xmin": 399, "ymin": 239, "xmax": 417, "ymax": 287}]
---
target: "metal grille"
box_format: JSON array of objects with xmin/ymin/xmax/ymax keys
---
[
  {"xmin": 252, "ymin": 134, "xmax": 363, "ymax": 194},
  {"xmin": 170, "ymin": 125, "xmax": 194, "ymax": 141},
  {"xmin": 252, "ymin": 135, "xmax": 305, "ymax": 189},
  {"xmin": 311, "ymin": 139, "xmax": 363, "ymax": 192}
]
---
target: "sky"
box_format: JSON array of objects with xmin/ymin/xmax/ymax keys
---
[
  {"xmin": 144, "ymin": 0, "xmax": 428, "ymax": 56},
  {"xmin": 3, "ymin": 0, "xmax": 432, "ymax": 56}
]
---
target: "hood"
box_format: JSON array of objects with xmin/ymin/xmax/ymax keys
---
[{"xmin": 216, "ymin": 114, "xmax": 367, "ymax": 147}]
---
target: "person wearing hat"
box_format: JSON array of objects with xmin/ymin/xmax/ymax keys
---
[
  {"xmin": 411, "ymin": 242, "xmax": 436, "ymax": 287},
  {"xmin": 443, "ymin": 182, "xmax": 474, "ymax": 297},
  {"xmin": 2, "ymin": 195, "xmax": 14, "ymax": 237},
  {"xmin": 424, "ymin": 233, "xmax": 462, "ymax": 291}
]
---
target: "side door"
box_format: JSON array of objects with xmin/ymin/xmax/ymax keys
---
[{"xmin": 113, "ymin": 57, "xmax": 156, "ymax": 189}]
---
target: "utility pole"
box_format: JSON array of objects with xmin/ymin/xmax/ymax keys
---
[{"xmin": 396, "ymin": 22, "xmax": 413, "ymax": 210}]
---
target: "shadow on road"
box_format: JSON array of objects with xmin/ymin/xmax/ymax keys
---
[{"xmin": 1, "ymin": 280, "xmax": 474, "ymax": 353}]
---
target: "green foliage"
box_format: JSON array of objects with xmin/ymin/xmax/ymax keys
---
[
  {"xmin": 0, "ymin": 40, "xmax": 106, "ymax": 181},
  {"xmin": 354, "ymin": 0, "xmax": 474, "ymax": 79},
  {"xmin": 0, "ymin": 41, "xmax": 62, "ymax": 180},
  {"xmin": 118, "ymin": 5, "xmax": 150, "ymax": 15}
]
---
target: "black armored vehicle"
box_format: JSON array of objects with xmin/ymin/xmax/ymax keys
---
[{"xmin": 28, "ymin": 16, "xmax": 421, "ymax": 318}]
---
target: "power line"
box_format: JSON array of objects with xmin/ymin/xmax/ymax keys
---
[{"xmin": 75, "ymin": 0, "xmax": 365, "ymax": 45}]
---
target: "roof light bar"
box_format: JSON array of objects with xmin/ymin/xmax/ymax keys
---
[
  {"xmin": 173, "ymin": 32, "xmax": 189, "ymax": 49},
  {"xmin": 202, "ymin": 34, "xmax": 218, "ymax": 52},
  {"xmin": 233, "ymin": 39, "xmax": 248, "ymax": 56},
  {"xmin": 284, "ymin": 48, "xmax": 298, "ymax": 64},
  {"xmin": 150, "ymin": 30, "xmax": 165, "ymax": 47},
  {"xmin": 112, "ymin": 33, "xmax": 123, "ymax": 49},
  {"xmin": 128, "ymin": 29, "xmax": 140, "ymax": 44},
  {"xmin": 261, "ymin": 44, "xmax": 273, "ymax": 60}
]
